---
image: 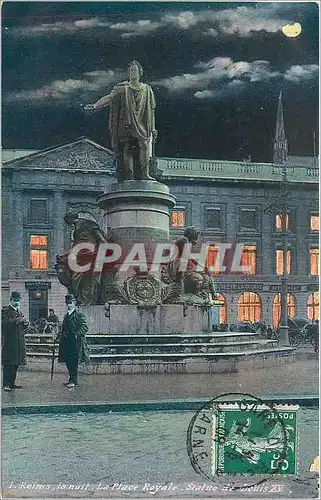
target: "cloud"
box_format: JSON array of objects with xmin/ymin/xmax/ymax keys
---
[
  {"xmin": 4, "ymin": 69, "xmax": 123, "ymax": 103},
  {"xmin": 109, "ymin": 20, "xmax": 161, "ymax": 38},
  {"xmin": 155, "ymin": 57, "xmax": 281, "ymax": 93},
  {"xmin": 204, "ymin": 28, "xmax": 218, "ymax": 37},
  {"xmin": 163, "ymin": 5, "xmax": 290, "ymax": 36},
  {"xmin": 162, "ymin": 11, "xmax": 200, "ymax": 29},
  {"xmin": 113, "ymin": 4, "xmax": 291, "ymax": 39},
  {"xmin": 8, "ymin": 18, "xmax": 110, "ymax": 37},
  {"xmin": 284, "ymin": 64, "xmax": 319, "ymax": 83},
  {"xmin": 227, "ymin": 79, "xmax": 245, "ymax": 89},
  {"xmin": 6, "ymin": 4, "xmax": 292, "ymax": 39},
  {"xmin": 194, "ymin": 90, "xmax": 216, "ymax": 99},
  {"xmin": 4, "ymin": 59, "xmax": 318, "ymax": 105},
  {"xmin": 155, "ymin": 57, "xmax": 318, "ymax": 101},
  {"xmin": 9, "ymin": 16, "xmax": 161, "ymax": 39},
  {"xmin": 206, "ymin": 5, "xmax": 289, "ymax": 37}
]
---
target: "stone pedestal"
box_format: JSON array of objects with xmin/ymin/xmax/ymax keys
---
[
  {"xmin": 97, "ymin": 180, "xmax": 176, "ymax": 253},
  {"xmin": 210, "ymin": 305, "xmax": 221, "ymax": 326},
  {"xmin": 80, "ymin": 304, "xmax": 211, "ymax": 335}
]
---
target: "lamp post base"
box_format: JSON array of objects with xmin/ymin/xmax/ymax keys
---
[{"xmin": 278, "ymin": 325, "xmax": 290, "ymax": 346}]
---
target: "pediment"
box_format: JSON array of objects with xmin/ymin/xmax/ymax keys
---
[{"xmin": 3, "ymin": 138, "xmax": 116, "ymax": 173}]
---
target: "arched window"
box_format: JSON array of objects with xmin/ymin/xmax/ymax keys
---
[
  {"xmin": 237, "ymin": 292, "xmax": 262, "ymax": 322},
  {"xmin": 216, "ymin": 294, "xmax": 227, "ymax": 324},
  {"xmin": 307, "ymin": 292, "xmax": 319, "ymax": 321},
  {"xmin": 272, "ymin": 293, "xmax": 296, "ymax": 328}
]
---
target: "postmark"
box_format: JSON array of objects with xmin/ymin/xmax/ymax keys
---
[{"xmin": 187, "ymin": 393, "xmax": 299, "ymax": 489}]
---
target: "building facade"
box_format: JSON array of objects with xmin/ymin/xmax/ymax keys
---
[
  {"xmin": 160, "ymin": 155, "xmax": 319, "ymax": 326},
  {"xmin": 2, "ymin": 138, "xmax": 116, "ymax": 320},
  {"xmin": 2, "ymin": 104, "xmax": 319, "ymax": 326}
]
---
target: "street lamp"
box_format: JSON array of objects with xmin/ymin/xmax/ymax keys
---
[
  {"xmin": 272, "ymin": 90, "xmax": 290, "ymax": 346},
  {"xmin": 278, "ymin": 163, "xmax": 290, "ymax": 346}
]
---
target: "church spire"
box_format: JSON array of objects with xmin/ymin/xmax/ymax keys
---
[{"xmin": 273, "ymin": 91, "xmax": 288, "ymax": 164}]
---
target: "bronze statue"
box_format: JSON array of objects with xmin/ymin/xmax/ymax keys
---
[
  {"xmin": 167, "ymin": 226, "xmax": 200, "ymax": 284},
  {"xmin": 85, "ymin": 60, "xmax": 157, "ymax": 182},
  {"xmin": 56, "ymin": 213, "xmax": 108, "ymax": 305},
  {"xmin": 165, "ymin": 227, "xmax": 217, "ymax": 303}
]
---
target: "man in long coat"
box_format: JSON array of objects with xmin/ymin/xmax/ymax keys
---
[
  {"xmin": 58, "ymin": 294, "xmax": 90, "ymax": 388},
  {"xmin": 2, "ymin": 291, "xmax": 29, "ymax": 391}
]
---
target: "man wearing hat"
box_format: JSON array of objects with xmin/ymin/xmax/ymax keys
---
[
  {"xmin": 57, "ymin": 294, "xmax": 90, "ymax": 388},
  {"xmin": 2, "ymin": 292, "xmax": 29, "ymax": 391}
]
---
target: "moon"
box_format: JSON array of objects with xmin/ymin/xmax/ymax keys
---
[{"xmin": 282, "ymin": 23, "xmax": 302, "ymax": 38}]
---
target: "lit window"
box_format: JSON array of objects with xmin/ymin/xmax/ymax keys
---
[
  {"xmin": 272, "ymin": 293, "xmax": 296, "ymax": 328},
  {"xmin": 311, "ymin": 215, "xmax": 319, "ymax": 231},
  {"xmin": 171, "ymin": 211, "xmax": 185, "ymax": 227},
  {"xmin": 211, "ymin": 293, "xmax": 228, "ymax": 324},
  {"xmin": 30, "ymin": 235, "xmax": 48, "ymax": 270},
  {"xmin": 310, "ymin": 248, "xmax": 319, "ymax": 276},
  {"xmin": 237, "ymin": 292, "xmax": 262, "ymax": 322},
  {"xmin": 217, "ymin": 294, "xmax": 227, "ymax": 324},
  {"xmin": 240, "ymin": 245, "xmax": 256, "ymax": 275},
  {"xmin": 206, "ymin": 246, "xmax": 220, "ymax": 274},
  {"xmin": 307, "ymin": 292, "xmax": 319, "ymax": 321},
  {"xmin": 276, "ymin": 249, "xmax": 291, "ymax": 275},
  {"xmin": 276, "ymin": 214, "xmax": 289, "ymax": 230}
]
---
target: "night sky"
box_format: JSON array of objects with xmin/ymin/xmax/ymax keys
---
[{"xmin": 2, "ymin": 2, "xmax": 319, "ymax": 162}]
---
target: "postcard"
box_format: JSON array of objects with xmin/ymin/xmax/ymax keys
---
[{"xmin": 1, "ymin": 1, "xmax": 319, "ymax": 499}]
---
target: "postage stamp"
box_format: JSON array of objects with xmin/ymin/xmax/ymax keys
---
[
  {"xmin": 211, "ymin": 402, "xmax": 298, "ymax": 476},
  {"xmin": 187, "ymin": 393, "xmax": 299, "ymax": 488}
]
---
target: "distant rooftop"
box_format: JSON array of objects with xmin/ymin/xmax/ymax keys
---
[
  {"xmin": 2, "ymin": 139, "xmax": 318, "ymax": 184},
  {"xmin": 158, "ymin": 155, "xmax": 319, "ymax": 184},
  {"xmin": 1, "ymin": 149, "xmax": 39, "ymax": 162},
  {"xmin": 286, "ymin": 155, "xmax": 318, "ymax": 167}
]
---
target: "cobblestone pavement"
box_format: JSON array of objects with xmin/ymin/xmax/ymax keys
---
[
  {"xmin": 2, "ymin": 358, "xmax": 319, "ymax": 499},
  {"xmin": 1, "ymin": 359, "xmax": 319, "ymax": 407},
  {"xmin": 2, "ymin": 409, "xmax": 319, "ymax": 498}
]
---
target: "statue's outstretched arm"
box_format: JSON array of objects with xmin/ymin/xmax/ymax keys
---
[
  {"xmin": 92, "ymin": 93, "xmax": 113, "ymax": 109},
  {"xmin": 84, "ymin": 88, "xmax": 116, "ymax": 111}
]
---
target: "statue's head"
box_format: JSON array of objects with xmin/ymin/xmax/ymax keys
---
[
  {"xmin": 186, "ymin": 272, "xmax": 203, "ymax": 293},
  {"xmin": 63, "ymin": 212, "xmax": 79, "ymax": 226},
  {"xmin": 184, "ymin": 226, "xmax": 200, "ymax": 245},
  {"xmin": 128, "ymin": 60, "xmax": 143, "ymax": 80}
]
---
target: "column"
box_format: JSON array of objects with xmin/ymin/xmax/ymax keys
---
[
  {"xmin": 14, "ymin": 190, "xmax": 24, "ymax": 268},
  {"xmin": 53, "ymin": 191, "xmax": 65, "ymax": 256},
  {"xmin": 226, "ymin": 293, "xmax": 238, "ymax": 325}
]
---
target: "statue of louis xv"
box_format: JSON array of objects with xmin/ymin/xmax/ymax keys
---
[{"xmin": 85, "ymin": 60, "xmax": 157, "ymax": 182}]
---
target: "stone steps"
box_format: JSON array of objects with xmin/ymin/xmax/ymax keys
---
[
  {"xmin": 88, "ymin": 340, "xmax": 278, "ymax": 354},
  {"xmin": 88, "ymin": 346, "xmax": 294, "ymax": 360},
  {"xmin": 25, "ymin": 346, "xmax": 295, "ymax": 374},
  {"xmin": 25, "ymin": 332, "xmax": 271, "ymax": 358},
  {"xmin": 24, "ymin": 329, "xmax": 294, "ymax": 373},
  {"xmin": 26, "ymin": 346, "xmax": 293, "ymax": 359},
  {"xmin": 26, "ymin": 339, "xmax": 276, "ymax": 348},
  {"xmin": 86, "ymin": 332, "xmax": 262, "ymax": 343}
]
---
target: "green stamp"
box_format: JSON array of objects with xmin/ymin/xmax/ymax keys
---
[{"xmin": 212, "ymin": 403, "xmax": 299, "ymax": 476}]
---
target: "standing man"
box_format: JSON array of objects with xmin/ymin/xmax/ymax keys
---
[
  {"xmin": 85, "ymin": 60, "xmax": 157, "ymax": 182},
  {"xmin": 2, "ymin": 291, "xmax": 29, "ymax": 391},
  {"xmin": 57, "ymin": 294, "xmax": 90, "ymax": 388}
]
